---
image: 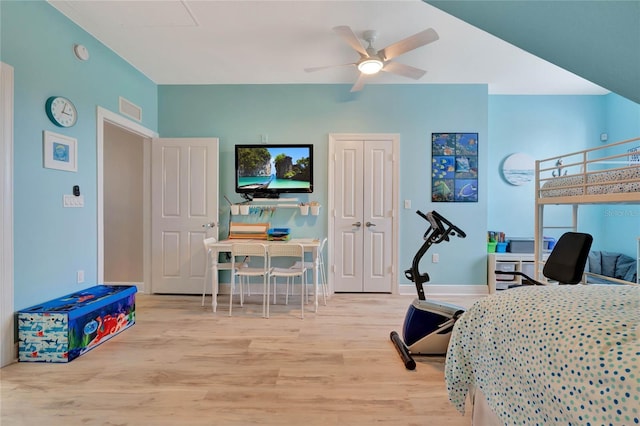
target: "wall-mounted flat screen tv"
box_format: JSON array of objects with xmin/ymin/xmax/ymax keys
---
[{"xmin": 235, "ymin": 144, "xmax": 313, "ymax": 198}]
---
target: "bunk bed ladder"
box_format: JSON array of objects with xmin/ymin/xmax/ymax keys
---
[{"xmin": 534, "ymin": 204, "xmax": 578, "ymax": 282}]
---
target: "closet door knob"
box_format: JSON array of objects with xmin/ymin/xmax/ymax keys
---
[
  {"xmin": 352, "ymin": 222, "xmax": 362, "ymax": 228},
  {"xmin": 365, "ymin": 222, "xmax": 376, "ymax": 227}
]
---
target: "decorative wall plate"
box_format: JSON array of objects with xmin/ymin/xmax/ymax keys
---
[{"xmin": 502, "ymin": 153, "xmax": 534, "ymax": 185}]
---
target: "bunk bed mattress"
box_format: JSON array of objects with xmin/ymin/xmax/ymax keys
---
[
  {"xmin": 445, "ymin": 285, "xmax": 639, "ymax": 425},
  {"xmin": 539, "ymin": 166, "xmax": 640, "ymax": 198}
]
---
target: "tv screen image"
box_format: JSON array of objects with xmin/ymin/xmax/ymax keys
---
[{"xmin": 235, "ymin": 144, "xmax": 313, "ymax": 196}]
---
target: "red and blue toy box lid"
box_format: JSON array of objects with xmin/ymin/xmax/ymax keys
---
[{"xmin": 19, "ymin": 285, "xmax": 137, "ymax": 319}]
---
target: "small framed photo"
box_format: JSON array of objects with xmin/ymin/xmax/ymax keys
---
[{"xmin": 43, "ymin": 131, "xmax": 77, "ymax": 172}]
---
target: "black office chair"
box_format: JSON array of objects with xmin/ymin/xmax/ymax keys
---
[{"xmin": 496, "ymin": 232, "xmax": 593, "ymax": 286}]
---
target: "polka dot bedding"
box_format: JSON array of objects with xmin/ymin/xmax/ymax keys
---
[
  {"xmin": 539, "ymin": 166, "xmax": 640, "ymax": 198},
  {"xmin": 445, "ymin": 285, "xmax": 639, "ymax": 425}
]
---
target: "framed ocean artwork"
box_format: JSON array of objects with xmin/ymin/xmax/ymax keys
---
[
  {"xmin": 431, "ymin": 133, "xmax": 478, "ymax": 202},
  {"xmin": 502, "ymin": 152, "xmax": 534, "ymax": 185}
]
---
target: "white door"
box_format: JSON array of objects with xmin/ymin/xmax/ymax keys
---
[
  {"xmin": 151, "ymin": 138, "xmax": 219, "ymax": 294},
  {"xmin": 332, "ymin": 136, "xmax": 396, "ymax": 292}
]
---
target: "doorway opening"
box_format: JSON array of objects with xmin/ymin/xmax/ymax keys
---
[{"xmin": 97, "ymin": 107, "xmax": 156, "ymax": 293}]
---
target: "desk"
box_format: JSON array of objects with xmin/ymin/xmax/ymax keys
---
[{"xmin": 205, "ymin": 238, "xmax": 321, "ymax": 314}]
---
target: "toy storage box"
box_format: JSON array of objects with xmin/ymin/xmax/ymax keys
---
[
  {"xmin": 508, "ymin": 238, "xmax": 535, "ymax": 253},
  {"xmin": 18, "ymin": 285, "xmax": 136, "ymax": 363},
  {"xmin": 508, "ymin": 237, "xmax": 555, "ymax": 253}
]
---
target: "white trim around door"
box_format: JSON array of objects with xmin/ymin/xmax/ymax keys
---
[{"xmin": 1, "ymin": 62, "xmax": 15, "ymax": 366}]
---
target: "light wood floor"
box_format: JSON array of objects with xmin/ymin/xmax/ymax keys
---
[{"xmin": 1, "ymin": 292, "xmax": 478, "ymax": 425}]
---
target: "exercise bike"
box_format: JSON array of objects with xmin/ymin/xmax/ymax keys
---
[{"xmin": 390, "ymin": 210, "xmax": 466, "ymax": 370}]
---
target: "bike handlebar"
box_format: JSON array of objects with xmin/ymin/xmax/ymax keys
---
[{"xmin": 417, "ymin": 210, "xmax": 466, "ymax": 240}]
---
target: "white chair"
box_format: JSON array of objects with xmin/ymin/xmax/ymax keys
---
[
  {"xmin": 289, "ymin": 237, "xmax": 328, "ymax": 305},
  {"xmin": 267, "ymin": 243, "xmax": 307, "ymax": 319},
  {"xmin": 230, "ymin": 243, "xmax": 268, "ymax": 317}
]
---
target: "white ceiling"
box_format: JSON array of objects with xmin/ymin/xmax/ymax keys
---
[{"xmin": 49, "ymin": 0, "xmax": 608, "ymax": 95}]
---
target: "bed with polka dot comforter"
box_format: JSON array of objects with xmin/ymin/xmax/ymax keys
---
[{"xmin": 445, "ymin": 285, "xmax": 639, "ymax": 425}]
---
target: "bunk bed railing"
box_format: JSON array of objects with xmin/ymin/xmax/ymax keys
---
[
  {"xmin": 584, "ymin": 272, "xmax": 640, "ymax": 287},
  {"xmin": 535, "ymin": 137, "xmax": 640, "ymax": 199},
  {"xmin": 537, "ymin": 136, "xmax": 640, "ymax": 167}
]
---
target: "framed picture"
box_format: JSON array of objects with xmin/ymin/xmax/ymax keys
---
[
  {"xmin": 431, "ymin": 133, "xmax": 478, "ymax": 202},
  {"xmin": 43, "ymin": 131, "xmax": 77, "ymax": 172}
]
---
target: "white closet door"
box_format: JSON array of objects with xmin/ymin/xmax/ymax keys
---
[
  {"xmin": 334, "ymin": 140, "xmax": 365, "ymax": 292},
  {"xmin": 333, "ymin": 138, "xmax": 394, "ymax": 292},
  {"xmin": 362, "ymin": 140, "xmax": 394, "ymax": 292}
]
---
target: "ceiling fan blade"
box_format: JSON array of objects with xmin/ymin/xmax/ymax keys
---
[
  {"xmin": 333, "ymin": 25, "xmax": 368, "ymax": 57},
  {"xmin": 304, "ymin": 63, "xmax": 356, "ymax": 73},
  {"xmin": 378, "ymin": 28, "xmax": 439, "ymax": 61},
  {"xmin": 382, "ymin": 61, "xmax": 427, "ymax": 80},
  {"xmin": 350, "ymin": 73, "xmax": 368, "ymax": 92}
]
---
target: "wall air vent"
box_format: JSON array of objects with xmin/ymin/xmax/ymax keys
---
[{"xmin": 119, "ymin": 96, "xmax": 142, "ymax": 122}]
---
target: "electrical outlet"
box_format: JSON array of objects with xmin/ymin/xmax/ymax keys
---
[
  {"xmin": 404, "ymin": 199, "xmax": 411, "ymax": 209},
  {"xmin": 77, "ymin": 270, "xmax": 85, "ymax": 284},
  {"xmin": 432, "ymin": 253, "xmax": 439, "ymax": 263}
]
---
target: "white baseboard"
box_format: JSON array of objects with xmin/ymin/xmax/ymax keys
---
[{"xmin": 399, "ymin": 284, "xmax": 488, "ymax": 296}]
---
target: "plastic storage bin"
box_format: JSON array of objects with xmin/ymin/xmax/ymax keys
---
[{"xmin": 508, "ymin": 238, "xmax": 534, "ymax": 253}]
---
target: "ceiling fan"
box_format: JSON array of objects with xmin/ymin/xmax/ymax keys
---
[{"xmin": 305, "ymin": 26, "xmax": 439, "ymax": 92}]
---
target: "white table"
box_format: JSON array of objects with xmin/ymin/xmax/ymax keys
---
[{"xmin": 205, "ymin": 238, "xmax": 321, "ymax": 314}]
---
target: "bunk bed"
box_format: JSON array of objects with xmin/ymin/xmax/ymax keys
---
[
  {"xmin": 534, "ymin": 136, "xmax": 640, "ymax": 284},
  {"xmin": 444, "ymin": 137, "xmax": 640, "ymax": 425}
]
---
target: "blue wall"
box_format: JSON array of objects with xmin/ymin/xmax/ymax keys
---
[
  {"xmin": 1, "ymin": 2, "xmax": 158, "ymax": 309},
  {"xmin": 601, "ymin": 94, "xmax": 640, "ymax": 255},
  {"xmin": 158, "ymin": 84, "xmax": 489, "ymax": 287},
  {"xmin": 488, "ymin": 94, "xmax": 640, "ymax": 257},
  {"xmin": 4, "ymin": 1, "xmax": 639, "ymax": 311},
  {"xmin": 488, "ymin": 95, "xmax": 606, "ymax": 241}
]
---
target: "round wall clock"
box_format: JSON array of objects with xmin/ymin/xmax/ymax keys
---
[{"xmin": 45, "ymin": 96, "xmax": 77, "ymax": 128}]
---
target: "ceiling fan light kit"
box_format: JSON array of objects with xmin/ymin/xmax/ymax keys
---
[
  {"xmin": 358, "ymin": 58, "xmax": 383, "ymax": 75},
  {"xmin": 305, "ymin": 25, "xmax": 439, "ymax": 92}
]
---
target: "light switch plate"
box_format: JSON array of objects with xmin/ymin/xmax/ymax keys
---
[{"xmin": 63, "ymin": 194, "xmax": 84, "ymax": 208}]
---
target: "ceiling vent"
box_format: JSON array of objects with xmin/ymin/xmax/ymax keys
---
[{"xmin": 119, "ymin": 96, "xmax": 142, "ymax": 122}]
